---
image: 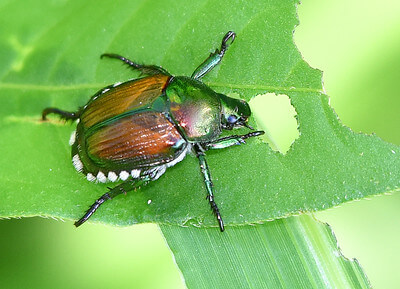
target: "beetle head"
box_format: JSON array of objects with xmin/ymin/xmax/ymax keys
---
[{"xmin": 219, "ymin": 94, "xmax": 252, "ymax": 130}]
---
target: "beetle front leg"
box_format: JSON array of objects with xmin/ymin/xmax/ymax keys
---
[
  {"xmin": 204, "ymin": 131, "xmax": 264, "ymax": 150},
  {"xmin": 74, "ymin": 177, "xmax": 148, "ymax": 227},
  {"xmin": 194, "ymin": 145, "xmax": 224, "ymax": 232},
  {"xmin": 191, "ymin": 31, "xmax": 236, "ymax": 80}
]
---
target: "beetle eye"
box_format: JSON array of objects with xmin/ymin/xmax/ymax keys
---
[{"xmin": 227, "ymin": 115, "xmax": 237, "ymax": 124}]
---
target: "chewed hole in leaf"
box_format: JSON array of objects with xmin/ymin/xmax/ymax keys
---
[{"xmin": 250, "ymin": 93, "xmax": 299, "ymax": 154}]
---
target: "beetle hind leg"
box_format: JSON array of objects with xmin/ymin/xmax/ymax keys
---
[
  {"xmin": 100, "ymin": 53, "xmax": 170, "ymax": 76},
  {"xmin": 74, "ymin": 177, "xmax": 148, "ymax": 227},
  {"xmin": 74, "ymin": 189, "xmax": 114, "ymax": 227},
  {"xmin": 42, "ymin": 107, "xmax": 80, "ymax": 121}
]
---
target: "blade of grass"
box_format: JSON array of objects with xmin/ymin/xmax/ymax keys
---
[{"xmin": 161, "ymin": 215, "xmax": 370, "ymax": 289}]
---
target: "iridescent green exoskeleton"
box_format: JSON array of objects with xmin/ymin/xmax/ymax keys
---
[{"xmin": 42, "ymin": 31, "xmax": 264, "ymax": 231}]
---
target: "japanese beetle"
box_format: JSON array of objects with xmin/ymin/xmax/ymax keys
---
[{"xmin": 42, "ymin": 31, "xmax": 264, "ymax": 231}]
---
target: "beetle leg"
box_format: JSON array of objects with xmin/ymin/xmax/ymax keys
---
[
  {"xmin": 74, "ymin": 177, "xmax": 148, "ymax": 227},
  {"xmin": 191, "ymin": 31, "xmax": 236, "ymax": 80},
  {"xmin": 194, "ymin": 145, "xmax": 225, "ymax": 232},
  {"xmin": 204, "ymin": 131, "xmax": 265, "ymax": 150},
  {"xmin": 42, "ymin": 107, "xmax": 80, "ymax": 121},
  {"xmin": 100, "ymin": 53, "xmax": 170, "ymax": 76}
]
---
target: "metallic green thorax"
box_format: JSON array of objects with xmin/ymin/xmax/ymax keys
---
[
  {"xmin": 166, "ymin": 76, "xmax": 222, "ymax": 142},
  {"xmin": 166, "ymin": 76, "xmax": 252, "ymax": 142}
]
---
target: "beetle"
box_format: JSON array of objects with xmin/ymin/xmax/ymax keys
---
[{"xmin": 42, "ymin": 31, "xmax": 264, "ymax": 231}]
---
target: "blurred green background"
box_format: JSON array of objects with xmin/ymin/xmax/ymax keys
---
[{"xmin": 1, "ymin": 0, "xmax": 399, "ymax": 288}]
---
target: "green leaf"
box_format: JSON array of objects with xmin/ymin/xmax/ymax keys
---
[
  {"xmin": 0, "ymin": 0, "xmax": 398, "ymax": 228},
  {"xmin": 161, "ymin": 215, "xmax": 370, "ymax": 288}
]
